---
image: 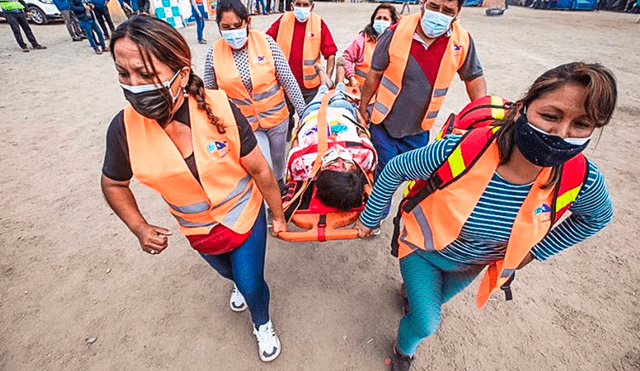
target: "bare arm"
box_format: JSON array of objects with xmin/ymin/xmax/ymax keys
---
[
  {"xmin": 358, "ymin": 69, "xmax": 383, "ymax": 122},
  {"xmin": 325, "ymin": 55, "xmax": 336, "ymax": 86},
  {"xmin": 464, "ymin": 75, "xmax": 487, "ymax": 101},
  {"xmin": 101, "ymin": 175, "xmax": 172, "ymax": 254},
  {"xmin": 240, "ymin": 147, "xmax": 287, "ymax": 236}
]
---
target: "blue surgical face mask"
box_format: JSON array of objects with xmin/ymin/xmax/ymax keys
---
[
  {"xmin": 373, "ymin": 19, "xmax": 391, "ymax": 35},
  {"xmin": 220, "ymin": 26, "xmax": 248, "ymax": 49},
  {"xmin": 420, "ymin": 8, "xmax": 454, "ymax": 38},
  {"xmin": 293, "ymin": 6, "xmax": 311, "ymax": 22}
]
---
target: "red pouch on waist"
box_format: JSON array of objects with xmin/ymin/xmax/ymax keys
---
[{"xmin": 186, "ymin": 224, "xmax": 252, "ymax": 255}]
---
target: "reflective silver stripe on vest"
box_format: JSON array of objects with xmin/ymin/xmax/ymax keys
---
[
  {"xmin": 354, "ymin": 68, "xmax": 368, "ymax": 78},
  {"xmin": 500, "ymin": 268, "xmax": 515, "ymax": 278},
  {"xmin": 212, "ymin": 174, "xmax": 252, "ymax": 209},
  {"xmin": 303, "ymin": 58, "xmax": 319, "ymax": 66},
  {"xmin": 230, "ymin": 97, "xmax": 252, "ymax": 106},
  {"xmin": 304, "ymin": 71, "xmax": 319, "ymax": 81},
  {"xmin": 411, "ymin": 206, "xmax": 436, "ymax": 251},
  {"xmin": 433, "ymin": 88, "xmax": 448, "ymax": 97},
  {"xmin": 373, "ymin": 101, "xmax": 389, "ymax": 116},
  {"xmin": 253, "ymin": 83, "xmax": 282, "ymax": 101},
  {"xmin": 165, "ymin": 199, "xmax": 210, "ymax": 214},
  {"xmin": 222, "ymin": 184, "xmax": 255, "ymax": 227},
  {"xmin": 398, "ymin": 227, "xmax": 421, "ymax": 253},
  {"xmin": 245, "ymin": 114, "xmax": 259, "ymax": 123},
  {"xmin": 380, "ymin": 76, "xmax": 399, "ymax": 95},
  {"xmin": 426, "ymin": 111, "xmax": 439, "ymax": 119},
  {"xmin": 171, "ymin": 213, "xmax": 217, "ymax": 228},
  {"xmin": 257, "ymin": 100, "xmax": 286, "ymax": 119}
]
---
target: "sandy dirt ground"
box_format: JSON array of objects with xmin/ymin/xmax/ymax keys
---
[{"xmin": 1, "ymin": 4, "xmax": 639, "ymax": 371}]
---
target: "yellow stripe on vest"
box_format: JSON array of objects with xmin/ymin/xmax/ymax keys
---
[
  {"xmin": 448, "ymin": 146, "xmax": 466, "ymax": 178},
  {"xmin": 556, "ymin": 185, "xmax": 582, "ymax": 212}
]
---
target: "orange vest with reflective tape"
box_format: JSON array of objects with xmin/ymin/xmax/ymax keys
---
[
  {"xmin": 371, "ymin": 13, "xmax": 470, "ymax": 131},
  {"xmin": 276, "ymin": 11, "xmax": 322, "ymax": 89},
  {"xmin": 213, "ymin": 30, "xmax": 289, "ymax": 131},
  {"xmin": 395, "ymin": 127, "xmax": 587, "ymax": 308},
  {"xmin": 124, "ymin": 90, "xmax": 263, "ymax": 236},
  {"xmin": 353, "ymin": 35, "xmax": 376, "ymax": 86}
]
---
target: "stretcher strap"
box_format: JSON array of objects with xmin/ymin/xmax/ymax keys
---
[{"xmin": 283, "ymin": 91, "xmax": 335, "ymax": 213}]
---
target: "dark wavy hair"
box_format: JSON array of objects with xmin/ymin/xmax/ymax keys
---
[
  {"xmin": 495, "ymin": 62, "xmax": 617, "ymax": 188},
  {"xmin": 216, "ymin": 0, "xmax": 250, "ymax": 25},
  {"xmin": 363, "ymin": 3, "xmax": 399, "ymax": 42},
  {"xmin": 315, "ymin": 169, "xmax": 367, "ymax": 211},
  {"xmin": 109, "ymin": 15, "xmax": 225, "ymax": 133}
]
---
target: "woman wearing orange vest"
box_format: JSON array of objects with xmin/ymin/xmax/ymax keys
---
[
  {"xmin": 204, "ymin": 0, "xmax": 306, "ymax": 185},
  {"xmin": 342, "ymin": 4, "xmax": 398, "ymax": 88},
  {"xmin": 101, "ymin": 16, "xmax": 286, "ymax": 362},
  {"xmin": 354, "ymin": 63, "xmax": 617, "ymax": 370}
]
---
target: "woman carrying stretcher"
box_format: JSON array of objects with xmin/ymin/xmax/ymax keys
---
[
  {"xmin": 354, "ymin": 62, "xmax": 617, "ymax": 370},
  {"xmin": 284, "ymin": 60, "xmax": 377, "ymax": 212}
]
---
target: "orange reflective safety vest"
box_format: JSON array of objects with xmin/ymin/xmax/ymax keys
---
[
  {"xmin": 276, "ymin": 11, "xmax": 322, "ymax": 89},
  {"xmin": 213, "ymin": 30, "xmax": 289, "ymax": 131},
  {"xmin": 371, "ymin": 13, "xmax": 470, "ymax": 131},
  {"xmin": 392, "ymin": 126, "xmax": 588, "ymax": 308},
  {"xmin": 124, "ymin": 90, "xmax": 263, "ymax": 236},
  {"xmin": 353, "ymin": 36, "xmax": 376, "ymax": 86}
]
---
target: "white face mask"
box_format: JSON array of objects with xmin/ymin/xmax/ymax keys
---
[
  {"xmin": 373, "ymin": 19, "xmax": 391, "ymax": 35},
  {"xmin": 293, "ymin": 6, "xmax": 311, "ymax": 22},
  {"xmin": 220, "ymin": 26, "xmax": 248, "ymax": 49},
  {"xmin": 420, "ymin": 8, "xmax": 454, "ymax": 38},
  {"xmin": 322, "ymin": 146, "xmax": 354, "ymax": 167},
  {"xmin": 527, "ymin": 121, "xmax": 593, "ymax": 146}
]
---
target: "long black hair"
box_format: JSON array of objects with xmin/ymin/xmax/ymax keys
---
[
  {"xmin": 216, "ymin": 0, "xmax": 250, "ymax": 25},
  {"xmin": 362, "ymin": 3, "xmax": 398, "ymax": 42}
]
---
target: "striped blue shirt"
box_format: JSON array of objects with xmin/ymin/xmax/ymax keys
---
[{"xmin": 360, "ymin": 135, "xmax": 613, "ymax": 265}]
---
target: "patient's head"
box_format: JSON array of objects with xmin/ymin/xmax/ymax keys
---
[{"xmin": 315, "ymin": 169, "xmax": 367, "ymax": 211}]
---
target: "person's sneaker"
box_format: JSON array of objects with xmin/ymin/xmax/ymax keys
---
[
  {"xmin": 95, "ymin": 48, "xmax": 102, "ymax": 55},
  {"xmin": 72, "ymin": 36, "xmax": 82, "ymax": 42},
  {"xmin": 33, "ymin": 44, "xmax": 46, "ymax": 50},
  {"xmin": 229, "ymin": 284, "xmax": 247, "ymax": 312},
  {"xmin": 21, "ymin": 46, "xmax": 29, "ymax": 52},
  {"xmin": 102, "ymin": 46, "xmax": 110, "ymax": 53},
  {"xmin": 198, "ymin": 39, "xmax": 207, "ymax": 44},
  {"xmin": 390, "ymin": 347, "xmax": 414, "ymax": 371},
  {"xmin": 253, "ymin": 320, "xmax": 281, "ymax": 362}
]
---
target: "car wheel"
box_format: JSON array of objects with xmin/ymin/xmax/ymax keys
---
[{"xmin": 27, "ymin": 6, "xmax": 48, "ymax": 25}]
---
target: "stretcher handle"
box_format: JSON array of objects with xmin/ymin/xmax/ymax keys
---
[{"xmin": 276, "ymin": 228, "xmax": 360, "ymax": 242}]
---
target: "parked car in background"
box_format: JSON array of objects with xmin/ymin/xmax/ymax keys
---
[{"xmin": 0, "ymin": 0, "xmax": 63, "ymax": 24}]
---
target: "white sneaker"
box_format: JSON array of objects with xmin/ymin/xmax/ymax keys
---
[
  {"xmin": 230, "ymin": 284, "xmax": 247, "ymax": 312},
  {"xmin": 253, "ymin": 320, "xmax": 281, "ymax": 362}
]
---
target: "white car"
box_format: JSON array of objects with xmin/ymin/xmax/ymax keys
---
[{"xmin": 0, "ymin": 0, "xmax": 63, "ymax": 25}]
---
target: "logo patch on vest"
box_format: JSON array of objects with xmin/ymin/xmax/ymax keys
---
[
  {"xmin": 256, "ymin": 55, "xmax": 268, "ymax": 65},
  {"xmin": 308, "ymin": 32, "xmax": 316, "ymax": 38},
  {"xmin": 534, "ymin": 203, "xmax": 551, "ymax": 222},
  {"xmin": 207, "ymin": 140, "xmax": 230, "ymax": 160}
]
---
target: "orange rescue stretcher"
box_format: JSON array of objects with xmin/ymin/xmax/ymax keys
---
[{"xmin": 276, "ymin": 87, "xmax": 374, "ymax": 242}]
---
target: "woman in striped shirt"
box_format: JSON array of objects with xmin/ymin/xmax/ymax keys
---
[{"xmin": 354, "ymin": 62, "xmax": 617, "ymax": 371}]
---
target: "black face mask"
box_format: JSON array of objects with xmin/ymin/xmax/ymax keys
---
[
  {"xmin": 513, "ymin": 108, "xmax": 590, "ymax": 167},
  {"xmin": 121, "ymin": 70, "xmax": 182, "ymax": 128}
]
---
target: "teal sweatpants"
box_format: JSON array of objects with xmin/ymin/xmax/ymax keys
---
[{"xmin": 396, "ymin": 249, "xmax": 485, "ymax": 356}]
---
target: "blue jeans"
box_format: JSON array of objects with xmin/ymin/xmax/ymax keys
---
[
  {"xmin": 199, "ymin": 206, "xmax": 270, "ymax": 327},
  {"xmin": 191, "ymin": 5, "xmax": 205, "ymax": 41},
  {"xmin": 301, "ymin": 83, "xmax": 357, "ymax": 119},
  {"xmin": 396, "ymin": 249, "xmax": 485, "ymax": 356},
  {"xmin": 79, "ymin": 19, "xmax": 105, "ymax": 50},
  {"xmin": 255, "ymin": 0, "xmax": 266, "ymax": 13},
  {"xmin": 369, "ymin": 124, "xmax": 429, "ymax": 217}
]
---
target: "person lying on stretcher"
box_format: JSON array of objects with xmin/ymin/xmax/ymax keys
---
[{"xmin": 285, "ymin": 61, "xmax": 377, "ymax": 211}]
